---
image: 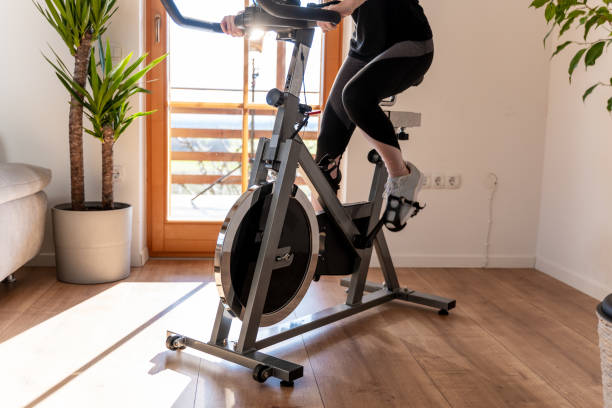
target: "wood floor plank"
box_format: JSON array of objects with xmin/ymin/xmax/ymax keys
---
[
  {"xmin": 0, "ymin": 264, "xmax": 605, "ymax": 408},
  {"xmin": 415, "ymin": 267, "xmax": 602, "ymax": 408},
  {"xmin": 296, "ymin": 275, "xmax": 451, "ymax": 408},
  {"xmin": 0, "ymin": 267, "xmax": 56, "ymax": 313},
  {"xmin": 395, "ymin": 268, "xmax": 575, "ymax": 408},
  {"xmin": 519, "ymin": 269, "xmax": 599, "ymax": 315},
  {"xmin": 487, "ymin": 268, "xmax": 600, "ymax": 344},
  {"xmin": 193, "ymin": 337, "xmax": 324, "ymax": 408}
]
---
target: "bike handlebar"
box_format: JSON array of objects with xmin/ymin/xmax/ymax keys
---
[
  {"xmin": 160, "ymin": 0, "xmax": 341, "ymax": 33},
  {"xmin": 256, "ymin": 0, "xmax": 341, "ymax": 24},
  {"xmin": 160, "ymin": 0, "xmax": 223, "ymax": 33}
]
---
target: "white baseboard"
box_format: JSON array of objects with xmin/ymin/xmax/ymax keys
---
[
  {"xmin": 370, "ymin": 254, "xmax": 536, "ymax": 268},
  {"xmin": 535, "ymin": 256, "xmax": 611, "ymax": 300},
  {"xmin": 139, "ymin": 247, "xmax": 149, "ymax": 267},
  {"xmin": 26, "ymin": 252, "xmax": 55, "ymax": 267},
  {"xmin": 27, "ymin": 250, "xmax": 535, "ymax": 270},
  {"xmin": 27, "ymin": 247, "xmax": 151, "ymax": 268}
]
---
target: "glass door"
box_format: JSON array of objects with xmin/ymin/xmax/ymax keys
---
[{"xmin": 146, "ymin": 0, "xmax": 342, "ymax": 256}]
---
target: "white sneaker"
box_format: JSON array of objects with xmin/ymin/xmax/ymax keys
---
[
  {"xmin": 384, "ymin": 161, "xmax": 423, "ymax": 200},
  {"xmin": 383, "ymin": 161, "xmax": 425, "ymax": 230}
]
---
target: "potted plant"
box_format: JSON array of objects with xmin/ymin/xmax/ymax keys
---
[
  {"xmin": 530, "ymin": 0, "xmax": 612, "ymax": 111},
  {"xmin": 46, "ymin": 43, "xmax": 165, "ymax": 283},
  {"xmin": 47, "ymin": 41, "xmax": 166, "ymax": 283},
  {"xmin": 40, "ymin": 0, "xmax": 166, "ymax": 283}
]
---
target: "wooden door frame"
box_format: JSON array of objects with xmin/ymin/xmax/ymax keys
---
[{"xmin": 145, "ymin": 0, "xmax": 343, "ymax": 257}]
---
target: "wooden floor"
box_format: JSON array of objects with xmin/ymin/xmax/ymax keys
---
[{"xmin": 0, "ymin": 261, "xmax": 603, "ymax": 408}]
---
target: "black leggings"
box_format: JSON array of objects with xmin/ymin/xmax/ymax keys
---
[{"xmin": 315, "ymin": 39, "xmax": 434, "ymax": 162}]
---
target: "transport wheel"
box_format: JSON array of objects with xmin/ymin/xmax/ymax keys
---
[
  {"xmin": 215, "ymin": 183, "xmax": 319, "ymax": 327},
  {"xmin": 166, "ymin": 335, "xmax": 186, "ymax": 351},
  {"xmin": 253, "ymin": 364, "xmax": 272, "ymax": 383},
  {"xmin": 438, "ymin": 309, "xmax": 449, "ymax": 316},
  {"xmin": 280, "ymin": 380, "xmax": 294, "ymax": 387}
]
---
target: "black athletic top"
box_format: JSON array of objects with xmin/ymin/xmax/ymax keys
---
[{"xmin": 349, "ymin": 0, "xmax": 433, "ymax": 61}]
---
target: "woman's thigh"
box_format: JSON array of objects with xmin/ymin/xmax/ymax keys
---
[
  {"xmin": 316, "ymin": 56, "xmax": 368, "ymax": 160},
  {"xmin": 344, "ymin": 49, "xmax": 434, "ymax": 104}
]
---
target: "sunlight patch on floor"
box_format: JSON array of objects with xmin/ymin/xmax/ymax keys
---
[{"xmin": 0, "ymin": 281, "xmax": 219, "ymax": 408}]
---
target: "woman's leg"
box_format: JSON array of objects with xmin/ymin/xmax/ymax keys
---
[
  {"xmin": 342, "ymin": 40, "xmax": 434, "ymax": 178},
  {"xmin": 315, "ymin": 56, "xmax": 368, "ymax": 192}
]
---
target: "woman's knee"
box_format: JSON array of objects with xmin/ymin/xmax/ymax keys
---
[{"xmin": 342, "ymin": 82, "xmax": 374, "ymax": 122}]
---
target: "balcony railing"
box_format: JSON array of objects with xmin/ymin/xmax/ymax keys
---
[{"xmin": 169, "ymin": 100, "xmax": 319, "ymax": 190}]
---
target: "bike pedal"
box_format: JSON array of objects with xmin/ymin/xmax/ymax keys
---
[{"xmin": 383, "ymin": 196, "xmax": 426, "ymax": 232}]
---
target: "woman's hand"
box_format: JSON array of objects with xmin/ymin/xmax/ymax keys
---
[
  {"xmin": 317, "ymin": 1, "xmax": 358, "ymax": 32},
  {"xmin": 220, "ymin": 15, "xmax": 244, "ymax": 37}
]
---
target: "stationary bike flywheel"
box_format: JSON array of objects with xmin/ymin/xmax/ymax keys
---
[{"xmin": 214, "ymin": 183, "xmax": 319, "ymax": 326}]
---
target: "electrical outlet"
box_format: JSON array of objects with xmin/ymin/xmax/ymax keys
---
[
  {"xmin": 112, "ymin": 165, "xmax": 123, "ymax": 184},
  {"xmin": 421, "ymin": 172, "xmax": 432, "ymax": 189},
  {"xmin": 432, "ymin": 173, "xmax": 446, "ymax": 189},
  {"xmin": 110, "ymin": 42, "xmax": 122, "ymax": 63},
  {"xmin": 447, "ymin": 173, "xmax": 462, "ymax": 189}
]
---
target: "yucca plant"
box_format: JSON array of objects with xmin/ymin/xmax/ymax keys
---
[
  {"xmin": 46, "ymin": 41, "xmax": 167, "ymax": 209},
  {"xmin": 36, "ymin": 0, "xmax": 118, "ymax": 210}
]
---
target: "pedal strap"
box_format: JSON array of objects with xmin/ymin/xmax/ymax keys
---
[
  {"xmin": 384, "ymin": 195, "xmax": 426, "ymax": 232},
  {"xmin": 316, "ymin": 154, "xmax": 342, "ymax": 194}
]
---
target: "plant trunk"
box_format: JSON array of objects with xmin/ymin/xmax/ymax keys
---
[
  {"xmin": 69, "ymin": 31, "xmax": 93, "ymax": 210},
  {"xmin": 102, "ymin": 126, "xmax": 115, "ymax": 210}
]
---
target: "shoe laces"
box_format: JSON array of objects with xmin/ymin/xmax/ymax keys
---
[{"xmin": 384, "ymin": 178, "xmax": 400, "ymax": 198}]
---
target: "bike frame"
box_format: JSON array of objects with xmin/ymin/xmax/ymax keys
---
[{"xmin": 166, "ymin": 27, "xmax": 456, "ymax": 383}]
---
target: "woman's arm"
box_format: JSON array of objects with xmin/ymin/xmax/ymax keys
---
[
  {"xmin": 318, "ymin": 0, "xmax": 367, "ymax": 31},
  {"xmin": 221, "ymin": 0, "xmax": 369, "ymax": 36},
  {"xmin": 332, "ymin": 0, "xmax": 367, "ymax": 17}
]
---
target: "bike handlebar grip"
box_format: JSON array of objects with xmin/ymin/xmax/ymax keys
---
[
  {"xmin": 257, "ymin": 0, "xmax": 341, "ymax": 24},
  {"xmin": 161, "ymin": 0, "xmax": 224, "ymax": 33}
]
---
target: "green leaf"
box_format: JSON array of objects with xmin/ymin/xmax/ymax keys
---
[
  {"xmin": 566, "ymin": 9, "xmax": 587, "ymax": 20},
  {"xmin": 608, "ymin": 97, "xmax": 612, "ymax": 112},
  {"xmin": 105, "ymin": 39, "xmax": 112, "ymax": 75},
  {"xmin": 543, "ymin": 25, "xmax": 555, "ymax": 47},
  {"xmin": 77, "ymin": 41, "xmax": 166, "ymax": 140},
  {"xmin": 568, "ymin": 48, "xmax": 586, "ymax": 80},
  {"xmin": 552, "ymin": 41, "xmax": 572, "ymax": 57},
  {"xmin": 585, "ymin": 41, "xmax": 605, "ymax": 67},
  {"xmin": 545, "ymin": 2, "xmax": 556, "ymax": 22},
  {"xmin": 531, "ymin": 0, "xmax": 550, "ymax": 9},
  {"xmin": 584, "ymin": 15, "xmax": 599, "ymax": 40},
  {"xmin": 119, "ymin": 54, "xmax": 167, "ymax": 92},
  {"xmin": 582, "ymin": 83, "xmax": 599, "ymax": 101},
  {"xmin": 98, "ymin": 37, "xmax": 105, "ymax": 72}
]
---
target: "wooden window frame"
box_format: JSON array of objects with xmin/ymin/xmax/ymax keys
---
[{"xmin": 146, "ymin": 0, "xmax": 344, "ymax": 257}]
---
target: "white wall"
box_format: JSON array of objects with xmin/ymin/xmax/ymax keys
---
[
  {"xmin": 11, "ymin": 1, "xmax": 595, "ymax": 285},
  {"xmin": 536, "ymin": 31, "xmax": 612, "ymax": 299},
  {"xmin": 343, "ymin": 1, "xmax": 551, "ymax": 267},
  {"xmin": 0, "ymin": 0, "xmax": 148, "ymax": 267}
]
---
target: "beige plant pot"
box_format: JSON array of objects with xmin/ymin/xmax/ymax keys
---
[{"xmin": 52, "ymin": 202, "xmax": 132, "ymax": 284}]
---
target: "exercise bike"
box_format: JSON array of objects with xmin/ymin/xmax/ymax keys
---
[{"xmin": 161, "ymin": 0, "xmax": 456, "ymax": 386}]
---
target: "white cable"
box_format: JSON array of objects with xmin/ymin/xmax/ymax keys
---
[{"xmin": 483, "ymin": 173, "xmax": 498, "ymax": 268}]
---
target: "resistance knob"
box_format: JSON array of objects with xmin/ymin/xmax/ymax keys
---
[{"xmin": 266, "ymin": 88, "xmax": 285, "ymax": 107}]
